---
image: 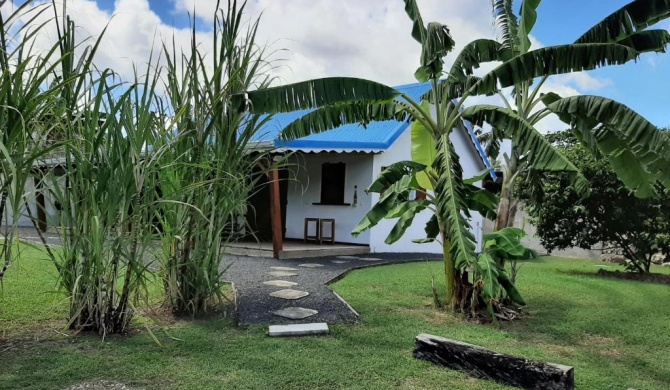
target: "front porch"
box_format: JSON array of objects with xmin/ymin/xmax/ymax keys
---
[{"xmin": 226, "ymin": 240, "xmax": 370, "ymax": 259}]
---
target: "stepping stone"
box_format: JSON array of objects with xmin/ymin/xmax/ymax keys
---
[
  {"xmin": 299, "ymin": 263, "xmax": 324, "ymax": 268},
  {"xmin": 270, "ymin": 289, "xmax": 309, "ymax": 300},
  {"xmin": 268, "ymin": 271, "xmax": 298, "ymax": 277},
  {"xmin": 337, "ymin": 256, "xmax": 359, "ymax": 259},
  {"xmin": 273, "ymin": 307, "xmax": 318, "ymax": 320},
  {"xmin": 270, "ymin": 266, "xmax": 299, "ymax": 271},
  {"xmin": 331, "ymin": 260, "xmax": 348, "ymax": 264},
  {"xmin": 268, "ymin": 323, "xmax": 329, "ymax": 337},
  {"xmin": 359, "ymin": 257, "xmax": 382, "ymax": 261},
  {"xmin": 263, "ymin": 280, "xmax": 298, "ymax": 287}
]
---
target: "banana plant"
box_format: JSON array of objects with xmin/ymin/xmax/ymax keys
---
[
  {"xmin": 455, "ymin": 0, "xmax": 670, "ymax": 236},
  {"xmin": 351, "ymin": 161, "xmax": 532, "ymax": 312},
  {"xmin": 234, "ymin": 0, "xmax": 670, "ymax": 308}
]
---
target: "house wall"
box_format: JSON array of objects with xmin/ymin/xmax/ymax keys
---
[
  {"xmin": 369, "ymin": 128, "xmax": 485, "ymax": 254},
  {"xmin": 2, "ymin": 175, "xmax": 63, "ymax": 228},
  {"xmin": 2, "ymin": 179, "xmax": 36, "ymax": 227},
  {"xmin": 284, "ymin": 152, "xmax": 374, "ymax": 245}
]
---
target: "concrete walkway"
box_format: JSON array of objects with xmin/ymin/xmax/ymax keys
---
[{"xmin": 225, "ymin": 253, "xmax": 438, "ymax": 325}]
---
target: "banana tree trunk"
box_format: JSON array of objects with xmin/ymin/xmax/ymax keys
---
[
  {"xmin": 441, "ymin": 233, "xmax": 457, "ymax": 309},
  {"xmin": 493, "ymin": 162, "xmax": 520, "ymax": 267}
]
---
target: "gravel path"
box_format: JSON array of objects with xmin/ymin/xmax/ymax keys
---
[{"xmin": 225, "ymin": 253, "xmax": 438, "ymax": 325}]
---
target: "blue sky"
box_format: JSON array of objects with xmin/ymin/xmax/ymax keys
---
[
  {"xmin": 10, "ymin": 0, "xmax": 670, "ymax": 128},
  {"xmin": 530, "ymin": 0, "xmax": 670, "ymax": 128}
]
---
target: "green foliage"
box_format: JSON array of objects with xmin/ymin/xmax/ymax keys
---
[
  {"xmin": 5, "ymin": 254, "xmax": 670, "ymax": 389},
  {"xmin": 233, "ymin": 77, "xmax": 401, "ymax": 114},
  {"xmin": 0, "ymin": 1, "xmax": 71, "ymax": 283},
  {"xmin": 519, "ymin": 131, "xmax": 670, "ymax": 273},
  {"xmin": 467, "ymin": 0, "xmax": 670, "ymax": 260},
  {"xmin": 474, "ymin": 227, "xmax": 537, "ymax": 310},
  {"xmin": 547, "ymin": 95, "xmax": 670, "ymax": 197},
  {"xmin": 0, "ymin": 0, "xmax": 277, "ymax": 334},
  {"xmin": 236, "ymin": 0, "xmax": 529, "ymax": 313},
  {"xmin": 352, "ymin": 162, "xmax": 426, "ymax": 238},
  {"xmin": 575, "ymin": 0, "xmax": 670, "ymax": 43},
  {"xmin": 156, "ymin": 1, "xmax": 273, "ymax": 316}
]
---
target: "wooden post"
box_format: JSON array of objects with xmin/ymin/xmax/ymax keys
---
[
  {"xmin": 33, "ymin": 174, "xmax": 47, "ymax": 233},
  {"xmin": 269, "ymin": 168, "xmax": 283, "ymax": 259}
]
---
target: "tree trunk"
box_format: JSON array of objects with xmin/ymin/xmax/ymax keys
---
[
  {"xmin": 442, "ymin": 234, "xmax": 456, "ymax": 309},
  {"xmin": 413, "ymin": 333, "xmax": 575, "ymax": 390}
]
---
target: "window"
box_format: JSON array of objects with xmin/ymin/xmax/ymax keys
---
[{"xmin": 320, "ymin": 162, "xmax": 346, "ymax": 205}]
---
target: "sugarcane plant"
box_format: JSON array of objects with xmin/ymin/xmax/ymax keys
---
[
  {"xmin": 235, "ymin": 0, "xmax": 670, "ymax": 314},
  {"xmin": 21, "ymin": 1, "xmax": 169, "ymax": 335},
  {"xmin": 0, "ymin": 1, "xmax": 71, "ymax": 284},
  {"xmin": 155, "ymin": 0, "xmax": 275, "ymax": 315}
]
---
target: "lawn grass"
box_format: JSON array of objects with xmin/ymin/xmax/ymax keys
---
[{"xmin": 1, "ymin": 247, "xmax": 669, "ymax": 390}]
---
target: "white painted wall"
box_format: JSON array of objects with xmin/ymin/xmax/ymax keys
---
[
  {"xmin": 2, "ymin": 179, "xmax": 36, "ymax": 227},
  {"xmin": 369, "ymin": 127, "xmax": 486, "ymax": 254},
  {"xmin": 285, "ymin": 153, "xmax": 374, "ymax": 245},
  {"xmin": 2, "ymin": 175, "xmax": 63, "ymax": 228}
]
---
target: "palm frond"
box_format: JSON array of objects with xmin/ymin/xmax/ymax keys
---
[
  {"xmin": 448, "ymin": 39, "xmax": 510, "ymax": 82},
  {"xmin": 575, "ymin": 0, "xmax": 670, "ymax": 44},
  {"xmin": 491, "ymin": 0, "xmax": 521, "ymax": 53},
  {"xmin": 233, "ymin": 77, "xmax": 400, "ymax": 114},
  {"xmin": 615, "ymin": 29, "xmax": 670, "ymax": 53},
  {"xmin": 403, "ymin": 0, "xmax": 455, "ymax": 81},
  {"xmin": 462, "ymin": 105, "xmax": 589, "ymax": 195},
  {"xmin": 547, "ymin": 95, "xmax": 670, "ymax": 196},
  {"xmin": 518, "ymin": 0, "xmax": 542, "ymax": 53},
  {"xmin": 433, "ymin": 135, "xmax": 477, "ymax": 269},
  {"xmin": 473, "ymin": 43, "xmax": 640, "ymax": 96},
  {"xmin": 278, "ymin": 100, "xmax": 410, "ymax": 141}
]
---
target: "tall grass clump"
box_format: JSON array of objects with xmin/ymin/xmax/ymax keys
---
[
  {"xmin": 156, "ymin": 0, "xmax": 274, "ymax": 315},
  {"xmin": 0, "ymin": 2, "xmax": 69, "ymax": 282},
  {"xmin": 35, "ymin": 4, "xmax": 166, "ymax": 335},
  {"xmin": 2, "ymin": 0, "xmax": 277, "ymax": 332}
]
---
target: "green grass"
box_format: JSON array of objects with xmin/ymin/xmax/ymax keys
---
[{"xmin": 1, "ymin": 248, "xmax": 669, "ymax": 390}]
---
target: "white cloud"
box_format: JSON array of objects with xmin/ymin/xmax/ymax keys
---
[{"xmin": 174, "ymin": 0, "xmax": 497, "ymax": 86}]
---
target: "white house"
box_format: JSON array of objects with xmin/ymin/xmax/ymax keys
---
[
  {"xmin": 240, "ymin": 82, "xmax": 493, "ymax": 257},
  {"xmin": 5, "ymin": 82, "xmax": 493, "ymax": 259}
]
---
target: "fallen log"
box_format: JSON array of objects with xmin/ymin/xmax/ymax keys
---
[{"xmin": 413, "ymin": 333, "xmax": 574, "ymax": 390}]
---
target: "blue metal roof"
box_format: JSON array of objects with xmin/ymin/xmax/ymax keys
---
[
  {"xmin": 250, "ymin": 81, "xmax": 495, "ymax": 175},
  {"xmin": 251, "ymin": 82, "xmax": 432, "ymax": 151}
]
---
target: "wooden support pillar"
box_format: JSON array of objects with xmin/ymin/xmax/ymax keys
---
[
  {"xmin": 33, "ymin": 174, "xmax": 47, "ymax": 233},
  {"xmin": 269, "ymin": 168, "xmax": 283, "ymax": 259}
]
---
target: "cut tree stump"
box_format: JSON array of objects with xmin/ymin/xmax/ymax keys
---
[{"xmin": 413, "ymin": 333, "xmax": 574, "ymax": 390}]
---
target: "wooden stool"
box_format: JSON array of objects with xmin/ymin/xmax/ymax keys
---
[
  {"xmin": 304, "ymin": 218, "xmax": 319, "ymax": 243},
  {"xmin": 319, "ymin": 218, "xmax": 335, "ymax": 244}
]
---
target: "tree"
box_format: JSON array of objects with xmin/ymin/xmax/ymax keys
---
[
  {"xmin": 468, "ymin": 0, "xmax": 670, "ymax": 243},
  {"xmin": 520, "ymin": 131, "xmax": 670, "ymax": 273},
  {"xmin": 235, "ymin": 0, "xmax": 670, "ymax": 312}
]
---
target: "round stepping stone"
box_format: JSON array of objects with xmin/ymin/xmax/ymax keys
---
[
  {"xmin": 359, "ymin": 257, "xmax": 382, "ymax": 261},
  {"xmin": 268, "ymin": 271, "xmax": 298, "ymax": 277},
  {"xmin": 331, "ymin": 260, "xmax": 348, "ymax": 264},
  {"xmin": 270, "ymin": 289, "xmax": 309, "ymax": 300},
  {"xmin": 273, "ymin": 307, "xmax": 318, "ymax": 320},
  {"xmin": 337, "ymin": 256, "xmax": 359, "ymax": 259},
  {"xmin": 299, "ymin": 263, "xmax": 324, "ymax": 268},
  {"xmin": 270, "ymin": 266, "xmax": 299, "ymax": 271},
  {"xmin": 263, "ymin": 280, "xmax": 298, "ymax": 287}
]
